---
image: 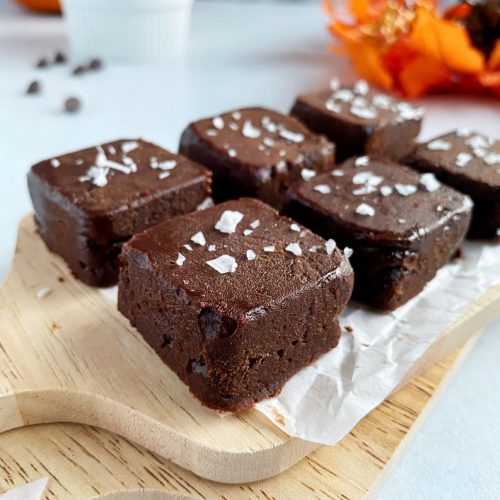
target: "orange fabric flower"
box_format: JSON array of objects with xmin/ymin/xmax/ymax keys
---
[{"xmin": 324, "ymin": 0, "xmax": 499, "ymax": 98}]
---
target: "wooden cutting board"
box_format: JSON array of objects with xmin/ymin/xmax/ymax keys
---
[{"xmin": 0, "ymin": 215, "xmax": 499, "ymax": 487}]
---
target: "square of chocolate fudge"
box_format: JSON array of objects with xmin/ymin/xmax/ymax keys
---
[
  {"xmin": 284, "ymin": 157, "xmax": 473, "ymax": 310},
  {"xmin": 28, "ymin": 139, "xmax": 212, "ymax": 287},
  {"xmin": 291, "ymin": 78, "xmax": 423, "ymax": 162},
  {"xmin": 118, "ymin": 198, "xmax": 353, "ymax": 412},
  {"xmin": 178, "ymin": 107, "xmax": 335, "ymax": 209},
  {"xmin": 404, "ymin": 130, "xmax": 500, "ymax": 240}
]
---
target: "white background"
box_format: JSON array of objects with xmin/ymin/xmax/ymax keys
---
[{"xmin": 0, "ymin": 0, "xmax": 499, "ymax": 497}]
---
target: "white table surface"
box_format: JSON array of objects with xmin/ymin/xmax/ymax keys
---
[{"xmin": 0, "ymin": 0, "xmax": 499, "ymax": 498}]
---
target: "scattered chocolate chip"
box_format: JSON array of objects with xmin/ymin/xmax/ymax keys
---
[
  {"xmin": 26, "ymin": 80, "xmax": 41, "ymax": 95},
  {"xmin": 36, "ymin": 57, "xmax": 49, "ymax": 69},
  {"xmin": 54, "ymin": 51, "xmax": 67, "ymax": 64},
  {"xmin": 72, "ymin": 65, "xmax": 86, "ymax": 76},
  {"xmin": 64, "ymin": 97, "xmax": 81, "ymax": 113},
  {"xmin": 88, "ymin": 58, "xmax": 103, "ymax": 70}
]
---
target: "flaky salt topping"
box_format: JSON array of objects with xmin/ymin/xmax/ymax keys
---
[{"xmin": 324, "ymin": 79, "xmax": 423, "ymax": 122}]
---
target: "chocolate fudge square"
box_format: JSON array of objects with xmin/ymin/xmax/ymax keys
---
[
  {"xmin": 404, "ymin": 130, "xmax": 500, "ymax": 240},
  {"xmin": 28, "ymin": 139, "xmax": 212, "ymax": 287},
  {"xmin": 179, "ymin": 107, "xmax": 335, "ymax": 209},
  {"xmin": 291, "ymin": 78, "xmax": 423, "ymax": 162},
  {"xmin": 284, "ymin": 157, "xmax": 472, "ymax": 310},
  {"xmin": 118, "ymin": 198, "xmax": 353, "ymax": 412}
]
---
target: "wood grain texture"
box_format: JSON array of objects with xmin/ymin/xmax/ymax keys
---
[
  {"xmin": 0, "ymin": 344, "xmax": 473, "ymax": 499},
  {"xmin": 0, "ymin": 215, "xmax": 498, "ymax": 488}
]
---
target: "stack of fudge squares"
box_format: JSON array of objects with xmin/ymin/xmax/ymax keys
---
[{"xmin": 28, "ymin": 79, "xmax": 499, "ymax": 411}]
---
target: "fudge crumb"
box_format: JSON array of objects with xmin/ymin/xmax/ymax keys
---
[
  {"xmin": 36, "ymin": 57, "xmax": 49, "ymax": 68},
  {"xmin": 64, "ymin": 97, "xmax": 81, "ymax": 113},
  {"xmin": 54, "ymin": 51, "xmax": 67, "ymax": 64},
  {"xmin": 26, "ymin": 80, "xmax": 41, "ymax": 95},
  {"xmin": 206, "ymin": 255, "xmax": 237, "ymax": 274}
]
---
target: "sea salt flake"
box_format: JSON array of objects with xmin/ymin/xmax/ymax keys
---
[
  {"xmin": 309, "ymin": 245, "xmax": 320, "ymax": 253},
  {"xmin": 314, "ymin": 184, "xmax": 331, "ymax": 194},
  {"xmin": 243, "ymin": 229, "xmax": 253, "ymax": 236},
  {"xmin": 206, "ymin": 254, "xmax": 237, "ymax": 274},
  {"xmin": 419, "ymin": 173, "xmax": 441, "ymax": 192},
  {"xmin": 285, "ymin": 242, "xmax": 302, "ymax": 256},
  {"xmin": 395, "ymin": 183, "xmax": 417, "ymax": 196},
  {"xmin": 250, "ymin": 219, "xmax": 260, "ymax": 229},
  {"xmin": 331, "ymin": 169, "xmax": 345, "ymax": 177},
  {"xmin": 191, "ymin": 231, "xmax": 206, "ymax": 246},
  {"xmin": 232, "ymin": 111, "xmax": 241, "ymax": 120},
  {"xmin": 176, "ymin": 253, "xmax": 186, "ymax": 266},
  {"xmin": 380, "ymin": 185, "xmax": 393, "ymax": 196},
  {"xmin": 264, "ymin": 245, "xmax": 276, "ymax": 253},
  {"xmin": 427, "ymin": 139, "xmax": 452, "ymax": 151},
  {"xmin": 350, "ymin": 106, "xmax": 377, "ymax": 120},
  {"xmin": 466, "ymin": 134, "xmax": 491, "ymax": 150},
  {"xmin": 398, "ymin": 218, "xmax": 406, "ymax": 224},
  {"xmin": 344, "ymin": 247, "xmax": 353, "ymax": 258},
  {"xmin": 229, "ymin": 122, "xmax": 239, "ymax": 131},
  {"xmin": 301, "ymin": 168, "xmax": 316, "ymax": 181},
  {"xmin": 276, "ymin": 160, "xmax": 287, "ymax": 173},
  {"xmin": 326, "ymin": 99, "xmax": 341, "ymax": 113},
  {"xmin": 36, "ymin": 287, "xmax": 51, "ymax": 299},
  {"xmin": 108, "ymin": 146, "xmax": 116, "ymax": 155},
  {"xmin": 485, "ymin": 152, "xmax": 500, "ymax": 165},
  {"xmin": 208, "ymin": 245, "xmax": 216, "ymax": 253},
  {"xmin": 246, "ymin": 249, "xmax": 257, "ymax": 261},
  {"xmin": 456, "ymin": 128, "xmax": 471, "ymax": 137},
  {"xmin": 372, "ymin": 94, "xmax": 392, "ymax": 109},
  {"xmin": 355, "ymin": 202, "xmax": 375, "ymax": 216},
  {"xmin": 334, "ymin": 89, "xmax": 354, "ymax": 102},
  {"xmin": 212, "ymin": 116, "xmax": 224, "ymax": 130},
  {"xmin": 158, "ymin": 171, "xmax": 170, "ymax": 180},
  {"xmin": 50, "ymin": 158, "xmax": 60, "ymax": 168},
  {"xmin": 352, "ymin": 171, "xmax": 383, "ymax": 186},
  {"xmin": 279, "ymin": 129, "xmax": 305, "ymax": 143},
  {"xmin": 215, "ymin": 210, "xmax": 244, "ymax": 234},
  {"xmin": 242, "ymin": 120, "xmax": 261, "ymax": 139},
  {"xmin": 353, "ymin": 79, "xmax": 369, "ymax": 95},
  {"xmin": 355, "ymin": 156, "xmax": 370, "ymax": 167},
  {"xmin": 228, "ymin": 149, "xmax": 237, "ymax": 158},
  {"xmin": 156, "ymin": 159, "xmax": 177, "ymax": 171},
  {"xmin": 396, "ymin": 102, "xmax": 424, "ymax": 121},
  {"xmin": 352, "ymin": 96, "xmax": 368, "ymax": 108},
  {"xmin": 473, "ymin": 147, "xmax": 487, "ymax": 158},
  {"xmin": 325, "ymin": 239, "xmax": 336, "ymax": 255},
  {"xmin": 121, "ymin": 141, "xmax": 139, "ymax": 154},
  {"xmin": 353, "ymin": 185, "xmax": 377, "ymax": 196},
  {"xmin": 263, "ymin": 137, "xmax": 276, "ymax": 147},
  {"xmin": 206, "ymin": 129, "xmax": 218, "ymax": 137},
  {"xmin": 329, "ymin": 77, "xmax": 340, "ymax": 91},
  {"xmin": 196, "ymin": 197, "xmax": 214, "ymax": 211},
  {"xmin": 290, "ymin": 223, "xmax": 301, "ymax": 232},
  {"xmin": 455, "ymin": 152, "xmax": 472, "ymax": 167},
  {"xmin": 183, "ymin": 244, "xmax": 193, "ymax": 251}
]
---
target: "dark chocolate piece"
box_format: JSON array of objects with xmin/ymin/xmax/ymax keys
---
[
  {"xmin": 26, "ymin": 80, "xmax": 41, "ymax": 95},
  {"xmin": 284, "ymin": 156, "xmax": 472, "ymax": 310},
  {"xmin": 404, "ymin": 130, "xmax": 500, "ymax": 240},
  {"xmin": 291, "ymin": 78, "xmax": 423, "ymax": 162},
  {"xmin": 179, "ymin": 107, "xmax": 335, "ymax": 209},
  {"xmin": 28, "ymin": 139, "xmax": 212, "ymax": 286},
  {"xmin": 54, "ymin": 51, "xmax": 67, "ymax": 64},
  {"xmin": 118, "ymin": 198, "xmax": 353, "ymax": 411}
]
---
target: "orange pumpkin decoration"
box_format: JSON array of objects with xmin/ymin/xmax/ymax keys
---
[{"xmin": 15, "ymin": 0, "xmax": 61, "ymax": 13}]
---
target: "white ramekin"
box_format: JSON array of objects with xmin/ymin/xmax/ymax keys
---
[{"xmin": 61, "ymin": 0, "xmax": 194, "ymax": 63}]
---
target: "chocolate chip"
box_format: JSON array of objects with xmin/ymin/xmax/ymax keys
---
[
  {"xmin": 72, "ymin": 65, "xmax": 86, "ymax": 76},
  {"xmin": 88, "ymin": 58, "xmax": 103, "ymax": 70},
  {"xmin": 54, "ymin": 51, "xmax": 67, "ymax": 64},
  {"xmin": 26, "ymin": 80, "xmax": 41, "ymax": 95},
  {"xmin": 64, "ymin": 97, "xmax": 81, "ymax": 113},
  {"xmin": 36, "ymin": 57, "xmax": 49, "ymax": 69}
]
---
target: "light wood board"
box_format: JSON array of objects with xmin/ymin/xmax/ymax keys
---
[
  {"xmin": 0, "ymin": 215, "xmax": 498, "ymax": 487},
  {"xmin": 0, "ymin": 341, "xmax": 477, "ymax": 499}
]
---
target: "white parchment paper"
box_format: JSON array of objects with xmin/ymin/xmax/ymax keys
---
[
  {"xmin": 102, "ymin": 241, "xmax": 499, "ymax": 446},
  {"xmin": 255, "ymin": 241, "xmax": 500, "ymax": 445}
]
